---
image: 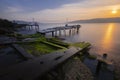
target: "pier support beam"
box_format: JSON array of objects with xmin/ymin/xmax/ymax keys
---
[
  {"xmin": 55, "ymin": 31, "xmax": 57, "ymax": 36},
  {"xmin": 69, "ymin": 29, "xmax": 71, "ymax": 35},
  {"xmin": 64, "ymin": 29, "xmax": 66, "ymax": 36},
  {"xmin": 59, "ymin": 30, "xmax": 62, "ymax": 36},
  {"xmin": 28, "ymin": 26, "xmax": 30, "ymax": 30},
  {"xmin": 77, "ymin": 26, "xmax": 80, "ymax": 31},
  {"xmin": 37, "ymin": 26, "xmax": 39, "ymax": 31},
  {"xmin": 52, "ymin": 31, "xmax": 54, "ymax": 37}
]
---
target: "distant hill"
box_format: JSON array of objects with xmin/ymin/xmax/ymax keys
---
[{"xmin": 69, "ymin": 17, "xmax": 120, "ymax": 23}]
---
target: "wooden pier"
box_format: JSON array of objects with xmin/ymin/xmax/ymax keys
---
[
  {"xmin": 38, "ymin": 25, "xmax": 81, "ymax": 37},
  {"xmin": 0, "ymin": 46, "xmax": 82, "ymax": 80}
]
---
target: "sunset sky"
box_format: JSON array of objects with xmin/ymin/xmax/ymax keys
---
[{"xmin": 0, "ymin": 0, "xmax": 120, "ymax": 22}]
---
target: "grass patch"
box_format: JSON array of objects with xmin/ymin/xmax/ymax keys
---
[
  {"xmin": 16, "ymin": 33, "xmax": 69, "ymax": 57},
  {"xmin": 47, "ymin": 38, "xmax": 69, "ymax": 48},
  {"xmin": 41, "ymin": 41, "xmax": 66, "ymax": 49},
  {"xmin": 23, "ymin": 33, "xmax": 44, "ymax": 38},
  {"xmin": 70, "ymin": 42, "xmax": 91, "ymax": 49},
  {"xmin": 20, "ymin": 42, "xmax": 63, "ymax": 57},
  {"xmin": 6, "ymin": 33, "xmax": 46, "ymax": 41}
]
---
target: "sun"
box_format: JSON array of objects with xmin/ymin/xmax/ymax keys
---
[{"xmin": 112, "ymin": 9, "xmax": 117, "ymax": 14}]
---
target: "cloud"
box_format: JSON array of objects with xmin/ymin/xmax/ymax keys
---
[
  {"xmin": 26, "ymin": 0, "xmax": 120, "ymax": 22},
  {"xmin": 1, "ymin": 0, "xmax": 120, "ymax": 22}
]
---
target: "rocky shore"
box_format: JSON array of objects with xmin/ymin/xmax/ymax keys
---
[
  {"xmin": 61, "ymin": 58, "xmax": 93, "ymax": 80},
  {"xmin": 114, "ymin": 60, "xmax": 120, "ymax": 80},
  {"xmin": 43, "ymin": 57, "xmax": 94, "ymax": 80}
]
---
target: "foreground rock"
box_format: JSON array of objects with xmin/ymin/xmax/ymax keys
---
[
  {"xmin": 114, "ymin": 60, "xmax": 120, "ymax": 80},
  {"xmin": 42, "ymin": 58, "xmax": 93, "ymax": 80},
  {"xmin": 61, "ymin": 58, "xmax": 93, "ymax": 80}
]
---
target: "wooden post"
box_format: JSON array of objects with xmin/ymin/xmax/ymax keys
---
[
  {"xmin": 38, "ymin": 26, "xmax": 39, "ymax": 31},
  {"xmin": 35, "ymin": 25, "xmax": 39, "ymax": 32},
  {"xmin": 96, "ymin": 60, "xmax": 102, "ymax": 75},
  {"xmin": 77, "ymin": 26, "xmax": 80, "ymax": 32},
  {"xmin": 34, "ymin": 26, "xmax": 36, "ymax": 31},
  {"xmin": 30, "ymin": 25, "xmax": 32, "ymax": 30},
  {"xmin": 73, "ymin": 28, "xmax": 75, "ymax": 34},
  {"xmin": 25, "ymin": 26, "xmax": 27, "ymax": 30},
  {"xmin": 59, "ymin": 30, "xmax": 61, "ymax": 36},
  {"xmin": 30, "ymin": 26, "xmax": 32, "ymax": 30},
  {"xmin": 69, "ymin": 29, "xmax": 71, "ymax": 35},
  {"xmin": 28, "ymin": 26, "xmax": 30, "ymax": 30},
  {"xmin": 76, "ymin": 26, "xmax": 79, "ymax": 33},
  {"xmin": 64, "ymin": 29, "xmax": 66, "ymax": 36},
  {"xmin": 103, "ymin": 53, "xmax": 107, "ymax": 60},
  {"xmin": 52, "ymin": 31, "xmax": 54, "ymax": 37},
  {"xmin": 55, "ymin": 30, "xmax": 57, "ymax": 36}
]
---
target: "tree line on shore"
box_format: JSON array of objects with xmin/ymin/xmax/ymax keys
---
[{"xmin": 0, "ymin": 18, "xmax": 26, "ymax": 34}]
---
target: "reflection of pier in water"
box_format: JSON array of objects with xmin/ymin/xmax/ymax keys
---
[{"xmin": 38, "ymin": 25, "xmax": 81, "ymax": 37}]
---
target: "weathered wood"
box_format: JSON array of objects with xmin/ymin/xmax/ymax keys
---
[
  {"xmin": 0, "ymin": 47, "xmax": 82, "ymax": 80},
  {"xmin": 12, "ymin": 44, "xmax": 35, "ymax": 59},
  {"xmin": 52, "ymin": 31, "xmax": 54, "ymax": 37},
  {"xmin": 0, "ymin": 40, "xmax": 37, "ymax": 45}
]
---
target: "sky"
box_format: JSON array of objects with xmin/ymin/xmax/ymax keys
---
[{"xmin": 0, "ymin": 0, "xmax": 120, "ymax": 23}]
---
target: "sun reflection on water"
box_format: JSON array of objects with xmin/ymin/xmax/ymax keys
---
[{"xmin": 102, "ymin": 23, "xmax": 115, "ymax": 51}]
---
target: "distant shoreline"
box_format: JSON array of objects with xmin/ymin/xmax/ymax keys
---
[{"xmin": 69, "ymin": 17, "xmax": 120, "ymax": 23}]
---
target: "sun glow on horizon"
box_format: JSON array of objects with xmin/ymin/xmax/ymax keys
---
[{"xmin": 112, "ymin": 9, "xmax": 117, "ymax": 14}]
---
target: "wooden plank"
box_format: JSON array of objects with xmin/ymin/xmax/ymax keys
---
[
  {"xmin": 12, "ymin": 44, "xmax": 35, "ymax": 59},
  {"xmin": 0, "ymin": 47, "xmax": 82, "ymax": 80}
]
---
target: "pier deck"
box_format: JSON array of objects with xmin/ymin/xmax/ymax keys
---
[{"xmin": 38, "ymin": 25, "xmax": 81, "ymax": 36}]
